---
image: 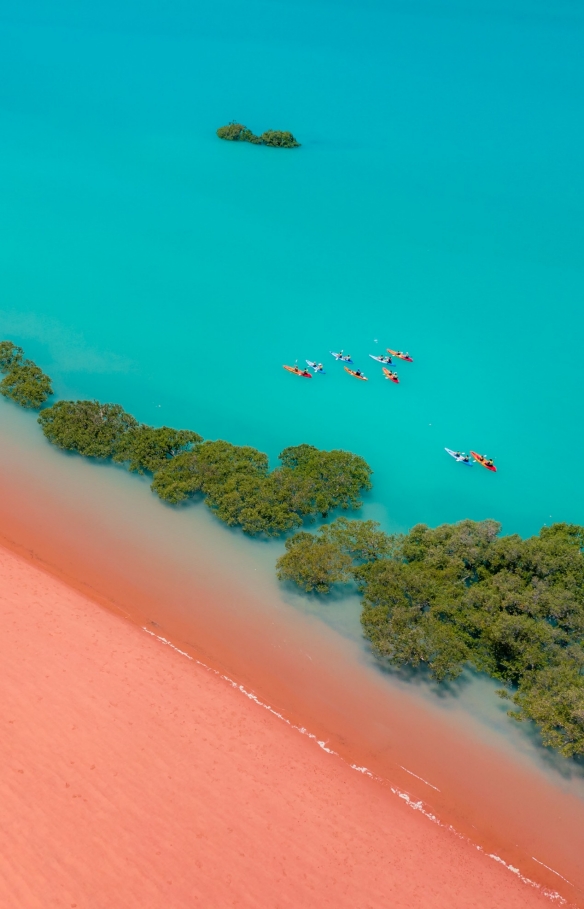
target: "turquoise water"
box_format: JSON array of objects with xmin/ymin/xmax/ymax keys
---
[{"xmin": 1, "ymin": 0, "xmax": 584, "ymax": 536}]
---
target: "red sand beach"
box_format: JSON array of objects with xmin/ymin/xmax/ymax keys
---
[
  {"xmin": 0, "ymin": 543, "xmax": 559, "ymax": 908},
  {"xmin": 1, "ymin": 408, "xmax": 584, "ymax": 905}
]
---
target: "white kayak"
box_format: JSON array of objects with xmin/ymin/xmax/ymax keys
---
[
  {"xmin": 330, "ymin": 351, "xmax": 353, "ymax": 363},
  {"xmin": 445, "ymin": 448, "xmax": 473, "ymax": 465},
  {"xmin": 306, "ymin": 360, "xmax": 325, "ymax": 373},
  {"xmin": 369, "ymin": 354, "xmax": 393, "ymax": 364}
]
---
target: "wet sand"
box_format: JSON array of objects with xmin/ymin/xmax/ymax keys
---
[
  {"xmin": 0, "ymin": 405, "xmax": 583, "ymax": 904},
  {"xmin": 0, "ymin": 543, "xmax": 558, "ymax": 908}
]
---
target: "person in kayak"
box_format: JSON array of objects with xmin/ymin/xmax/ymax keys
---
[
  {"xmin": 485, "ymin": 457, "xmax": 494, "ymax": 467},
  {"xmin": 316, "ymin": 363, "xmax": 324, "ymax": 372},
  {"xmin": 354, "ymin": 369, "xmax": 363, "ymax": 377}
]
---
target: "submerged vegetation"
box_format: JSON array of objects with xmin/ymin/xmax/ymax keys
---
[
  {"xmin": 277, "ymin": 518, "xmax": 584, "ymax": 757},
  {"xmin": 217, "ymin": 122, "xmax": 300, "ymax": 148},
  {"xmin": 0, "ymin": 340, "xmax": 52, "ymax": 408},
  {"xmin": 2, "ymin": 339, "xmax": 583, "ymax": 757}
]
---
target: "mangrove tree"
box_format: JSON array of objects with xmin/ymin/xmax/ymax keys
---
[{"xmin": 277, "ymin": 518, "xmax": 584, "ymax": 757}]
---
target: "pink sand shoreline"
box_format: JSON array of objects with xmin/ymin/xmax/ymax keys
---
[
  {"xmin": 0, "ymin": 407, "xmax": 583, "ymax": 904},
  {"xmin": 0, "ymin": 542, "xmax": 564, "ymax": 908}
]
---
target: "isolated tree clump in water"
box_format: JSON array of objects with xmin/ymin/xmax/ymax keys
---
[{"xmin": 217, "ymin": 122, "xmax": 300, "ymax": 148}]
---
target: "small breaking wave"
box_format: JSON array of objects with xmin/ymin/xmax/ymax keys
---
[{"xmin": 143, "ymin": 626, "xmax": 568, "ymax": 905}]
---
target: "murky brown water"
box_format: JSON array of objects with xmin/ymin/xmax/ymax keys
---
[{"xmin": 1, "ymin": 403, "xmax": 583, "ymax": 904}]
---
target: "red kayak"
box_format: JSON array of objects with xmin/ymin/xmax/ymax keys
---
[
  {"xmin": 382, "ymin": 367, "xmax": 399, "ymax": 384},
  {"xmin": 283, "ymin": 364, "xmax": 312, "ymax": 378},
  {"xmin": 471, "ymin": 451, "xmax": 497, "ymax": 472},
  {"xmin": 387, "ymin": 348, "xmax": 413, "ymax": 363}
]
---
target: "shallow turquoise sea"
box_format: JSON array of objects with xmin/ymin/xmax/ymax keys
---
[{"xmin": 1, "ymin": 0, "xmax": 583, "ymax": 536}]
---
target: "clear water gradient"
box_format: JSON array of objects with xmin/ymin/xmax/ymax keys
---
[{"xmin": 1, "ymin": 0, "xmax": 583, "ymax": 537}]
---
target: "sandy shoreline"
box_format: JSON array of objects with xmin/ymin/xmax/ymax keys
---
[
  {"xmin": 1, "ymin": 542, "xmax": 560, "ymax": 908},
  {"xmin": 0, "ymin": 406, "xmax": 583, "ymax": 905}
]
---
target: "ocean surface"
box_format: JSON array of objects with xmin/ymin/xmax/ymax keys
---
[
  {"xmin": 1, "ymin": 4, "xmax": 584, "ymax": 894},
  {"xmin": 1, "ymin": 0, "xmax": 583, "ymax": 538}
]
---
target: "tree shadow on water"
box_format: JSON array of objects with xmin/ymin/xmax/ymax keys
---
[{"xmin": 367, "ymin": 645, "xmax": 584, "ymax": 786}]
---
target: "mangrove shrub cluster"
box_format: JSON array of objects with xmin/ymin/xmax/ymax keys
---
[
  {"xmin": 36, "ymin": 399, "xmax": 372, "ymax": 537},
  {"xmin": 0, "ymin": 340, "xmax": 53, "ymax": 409},
  {"xmin": 277, "ymin": 518, "xmax": 584, "ymax": 757},
  {"xmin": 3, "ymin": 339, "xmax": 581, "ymax": 759},
  {"xmin": 217, "ymin": 122, "xmax": 300, "ymax": 148}
]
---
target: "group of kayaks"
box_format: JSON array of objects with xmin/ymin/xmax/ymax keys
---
[
  {"xmin": 283, "ymin": 348, "xmax": 413, "ymax": 384},
  {"xmin": 283, "ymin": 346, "xmax": 497, "ymax": 473},
  {"xmin": 445, "ymin": 449, "xmax": 497, "ymax": 472}
]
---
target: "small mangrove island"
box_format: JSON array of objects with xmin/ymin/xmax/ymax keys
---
[
  {"xmin": 217, "ymin": 122, "xmax": 300, "ymax": 148},
  {"xmin": 2, "ymin": 338, "xmax": 583, "ymax": 758}
]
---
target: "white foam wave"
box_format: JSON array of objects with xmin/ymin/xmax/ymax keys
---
[
  {"xmin": 532, "ymin": 858, "xmax": 574, "ymax": 887},
  {"xmin": 142, "ymin": 628, "xmax": 338, "ymax": 755},
  {"xmin": 399, "ymin": 765, "xmax": 441, "ymax": 791},
  {"xmin": 143, "ymin": 626, "xmax": 568, "ymax": 905}
]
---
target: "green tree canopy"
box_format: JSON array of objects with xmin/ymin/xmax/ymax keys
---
[
  {"xmin": 276, "ymin": 518, "xmax": 393, "ymax": 592},
  {"xmin": 113, "ymin": 425, "xmax": 202, "ymax": 474},
  {"xmin": 152, "ymin": 440, "xmax": 300, "ymax": 535},
  {"xmin": 319, "ymin": 517, "xmax": 396, "ymax": 563},
  {"xmin": 274, "ymin": 444, "xmax": 373, "ymax": 518},
  {"xmin": 38, "ymin": 400, "xmax": 138, "ymax": 458},
  {"xmin": 0, "ymin": 360, "xmax": 53, "ymax": 409},
  {"xmin": 216, "ymin": 122, "xmax": 257, "ymax": 142},
  {"xmin": 259, "ymin": 130, "xmax": 300, "ymax": 148},
  {"xmin": 216, "ymin": 123, "xmax": 300, "ymax": 148},
  {"xmin": 152, "ymin": 440, "xmax": 267, "ymax": 501},
  {"xmin": 277, "ymin": 531, "xmax": 353, "ymax": 592},
  {"xmin": 152, "ymin": 441, "xmax": 372, "ymax": 536},
  {"xmin": 279, "ymin": 517, "xmax": 584, "ymax": 756},
  {"xmin": 0, "ymin": 340, "xmax": 24, "ymax": 372}
]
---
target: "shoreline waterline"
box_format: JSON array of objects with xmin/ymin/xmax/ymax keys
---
[
  {"xmin": 0, "ymin": 541, "xmax": 561, "ymax": 908},
  {"xmin": 0, "ymin": 403, "xmax": 583, "ymax": 903}
]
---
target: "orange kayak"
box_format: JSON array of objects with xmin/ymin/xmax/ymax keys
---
[
  {"xmin": 283, "ymin": 365, "xmax": 312, "ymax": 378},
  {"xmin": 470, "ymin": 451, "xmax": 497, "ymax": 472},
  {"xmin": 344, "ymin": 367, "xmax": 368, "ymax": 381},
  {"xmin": 382, "ymin": 367, "xmax": 399, "ymax": 384},
  {"xmin": 387, "ymin": 348, "xmax": 413, "ymax": 363}
]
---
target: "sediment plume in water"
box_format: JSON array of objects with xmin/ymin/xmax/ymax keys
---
[
  {"xmin": 1, "ymin": 542, "xmax": 561, "ymax": 908},
  {"xmin": 0, "ymin": 404, "xmax": 583, "ymax": 904}
]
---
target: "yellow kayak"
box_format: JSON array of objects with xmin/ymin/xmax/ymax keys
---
[{"xmin": 344, "ymin": 367, "xmax": 368, "ymax": 381}]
